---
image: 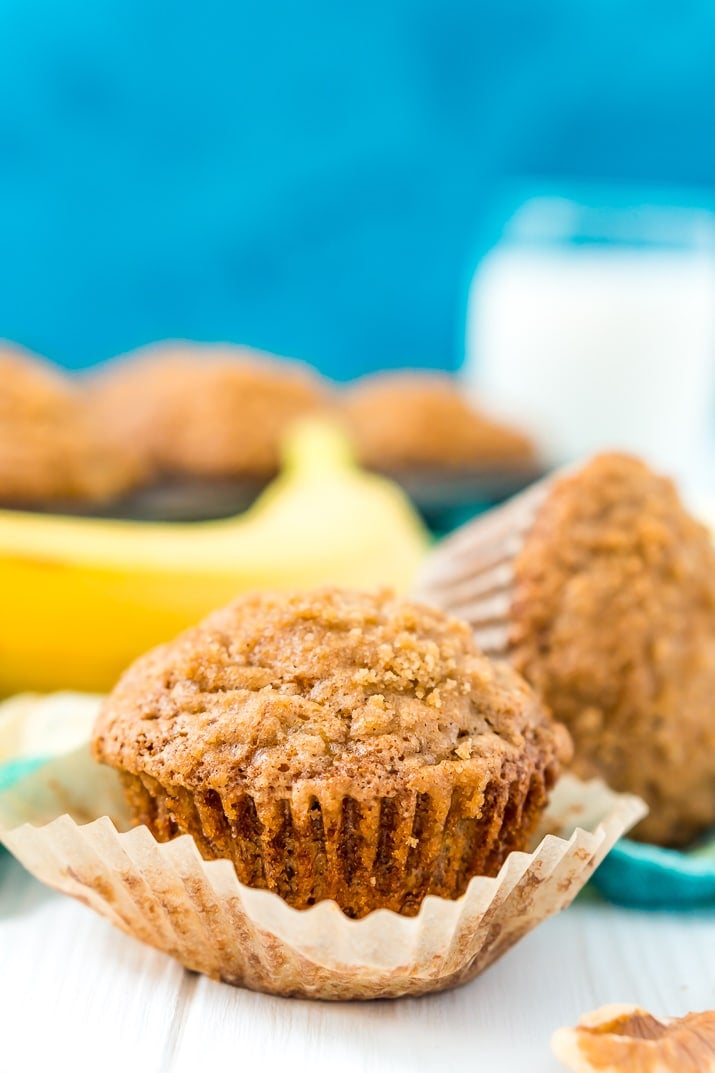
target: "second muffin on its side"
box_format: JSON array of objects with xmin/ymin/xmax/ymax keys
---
[
  {"xmin": 417, "ymin": 454, "xmax": 715, "ymax": 848},
  {"xmin": 92, "ymin": 588, "xmax": 570, "ymax": 918}
]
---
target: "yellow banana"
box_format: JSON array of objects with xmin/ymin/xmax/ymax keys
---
[{"xmin": 0, "ymin": 422, "xmax": 429, "ymax": 695}]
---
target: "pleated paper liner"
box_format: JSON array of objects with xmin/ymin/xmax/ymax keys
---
[
  {"xmin": 0, "ymin": 744, "xmax": 644, "ymax": 1000},
  {"xmin": 119, "ymin": 750, "xmax": 560, "ymax": 919},
  {"xmin": 414, "ymin": 477, "xmax": 552, "ymax": 655}
]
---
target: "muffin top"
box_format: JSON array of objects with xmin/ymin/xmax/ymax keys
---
[
  {"xmin": 93, "ymin": 588, "xmax": 568, "ymax": 811},
  {"xmin": 512, "ymin": 453, "xmax": 715, "ymax": 845},
  {"xmin": 342, "ymin": 371, "xmax": 535, "ymax": 471},
  {"xmin": 86, "ymin": 342, "xmax": 331, "ymax": 479},
  {"xmin": 0, "ymin": 344, "xmax": 142, "ymax": 506}
]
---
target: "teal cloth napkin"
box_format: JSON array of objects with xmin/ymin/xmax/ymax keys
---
[
  {"xmin": 0, "ymin": 757, "xmax": 48, "ymax": 795},
  {"xmin": 592, "ymin": 832, "xmax": 715, "ymax": 909}
]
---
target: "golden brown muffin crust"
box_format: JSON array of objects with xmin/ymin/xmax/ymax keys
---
[
  {"xmin": 0, "ymin": 343, "xmax": 142, "ymax": 506},
  {"xmin": 342, "ymin": 370, "xmax": 535, "ymax": 471},
  {"xmin": 94, "ymin": 588, "xmax": 568, "ymax": 916},
  {"xmin": 86, "ymin": 342, "xmax": 331, "ymax": 480},
  {"xmin": 511, "ymin": 453, "xmax": 715, "ymax": 847}
]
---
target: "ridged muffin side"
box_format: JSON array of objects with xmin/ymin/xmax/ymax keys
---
[{"xmin": 93, "ymin": 588, "xmax": 570, "ymax": 917}]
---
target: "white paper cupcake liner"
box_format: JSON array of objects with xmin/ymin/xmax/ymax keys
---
[
  {"xmin": 0, "ymin": 742, "xmax": 645, "ymax": 1000},
  {"xmin": 414, "ymin": 478, "xmax": 552, "ymax": 655}
]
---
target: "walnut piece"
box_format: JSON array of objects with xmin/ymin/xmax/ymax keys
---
[{"xmin": 551, "ymin": 1004, "xmax": 715, "ymax": 1072}]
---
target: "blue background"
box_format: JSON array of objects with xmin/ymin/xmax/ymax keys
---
[{"xmin": 0, "ymin": 0, "xmax": 714, "ymax": 379}]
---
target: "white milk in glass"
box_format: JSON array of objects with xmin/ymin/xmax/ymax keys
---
[{"xmin": 464, "ymin": 197, "xmax": 715, "ymax": 486}]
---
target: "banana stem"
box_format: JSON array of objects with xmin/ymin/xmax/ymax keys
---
[{"xmin": 280, "ymin": 419, "xmax": 357, "ymax": 476}]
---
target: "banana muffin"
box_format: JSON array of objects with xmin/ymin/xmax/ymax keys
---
[
  {"xmin": 0, "ymin": 343, "xmax": 142, "ymax": 508},
  {"xmin": 418, "ymin": 454, "xmax": 715, "ymax": 848},
  {"xmin": 86, "ymin": 342, "xmax": 331, "ymax": 482},
  {"xmin": 93, "ymin": 587, "xmax": 570, "ymax": 918},
  {"xmin": 342, "ymin": 370, "xmax": 535, "ymax": 472}
]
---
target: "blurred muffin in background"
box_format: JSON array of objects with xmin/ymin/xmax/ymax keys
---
[
  {"xmin": 86, "ymin": 342, "xmax": 332, "ymax": 485},
  {"xmin": 342, "ymin": 371, "xmax": 535, "ymax": 473},
  {"xmin": 0, "ymin": 343, "xmax": 143, "ymax": 509}
]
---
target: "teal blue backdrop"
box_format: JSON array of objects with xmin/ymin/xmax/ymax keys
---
[{"xmin": 0, "ymin": 0, "xmax": 713, "ymax": 378}]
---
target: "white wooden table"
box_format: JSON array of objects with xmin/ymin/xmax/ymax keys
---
[{"xmin": 0, "ymin": 852, "xmax": 712, "ymax": 1073}]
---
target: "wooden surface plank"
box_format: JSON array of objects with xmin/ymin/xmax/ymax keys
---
[{"xmin": 1, "ymin": 853, "xmax": 712, "ymax": 1073}]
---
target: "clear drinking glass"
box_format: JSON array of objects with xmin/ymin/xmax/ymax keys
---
[{"xmin": 464, "ymin": 187, "xmax": 715, "ymax": 488}]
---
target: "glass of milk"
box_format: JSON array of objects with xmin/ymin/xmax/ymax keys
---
[{"xmin": 464, "ymin": 190, "xmax": 715, "ymax": 487}]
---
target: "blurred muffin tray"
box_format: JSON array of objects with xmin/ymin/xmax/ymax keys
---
[
  {"xmin": 6, "ymin": 466, "xmax": 547, "ymax": 528},
  {"xmin": 379, "ymin": 462, "xmax": 547, "ymax": 527},
  {"xmin": 94, "ymin": 476, "xmax": 269, "ymax": 522},
  {"xmin": 109, "ymin": 462, "xmax": 547, "ymax": 526}
]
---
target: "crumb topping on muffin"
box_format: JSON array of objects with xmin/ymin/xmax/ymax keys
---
[
  {"xmin": 93, "ymin": 588, "xmax": 569, "ymax": 916},
  {"xmin": 342, "ymin": 370, "xmax": 534, "ymax": 471},
  {"xmin": 94, "ymin": 588, "xmax": 567, "ymax": 806},
  {"xmin": 512, "ymin": 453, "xmax": 715, "ymax": 846}
]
